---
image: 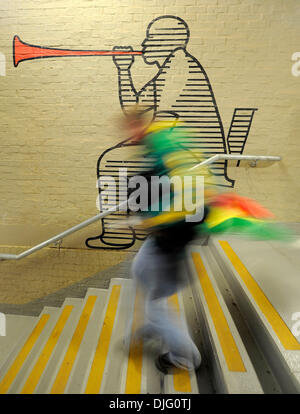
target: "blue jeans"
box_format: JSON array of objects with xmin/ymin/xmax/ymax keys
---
[{"xmin": 131, "ymin": 237, "xmax": 201, "ymax": 370}]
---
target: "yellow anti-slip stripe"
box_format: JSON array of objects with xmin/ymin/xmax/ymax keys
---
[
  {"xmin": 219, "ymin": 240, "xmax": 300, "ymax": 351},
  {"xmin": 191, "ymin": 252, "xmax": 246, "ymax": 372},
  {"xmin": 85, "ymin": 285, "xmax": 121, "ymax": 394},
  {"xmin": 125, "ymin": 289, "xmax": 144, "ymax": 394},
  {"xmin": 168, "ymin": 295, "xmax": 192, "ymax": 393},
  {"xmin": 51, "ymin": 296, "xmax": 98, "ymax": 394},
  {"xmin": 0, "ymin": 314, "xmax": 50, "ymax": 394},
  {"xmin": 21, "ymin": 305, "xmax": 74, "ymax": 394}
]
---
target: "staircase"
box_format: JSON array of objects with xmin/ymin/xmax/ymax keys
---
[{"xmin": 0, "ymin": 236, "xmax": 299, "ymax": 394}]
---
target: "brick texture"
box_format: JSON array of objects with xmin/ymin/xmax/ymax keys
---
[{"xmin": 0, "ymin": 0, "xmax": 299, "ymax": 249}]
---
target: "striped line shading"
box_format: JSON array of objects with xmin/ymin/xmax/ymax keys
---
[
  {"xmin": 50, "ymin": 296, "xmax": 98, "ymax": 394},
  {"xmin": 191, "ymin": 252, "xmax": 246, "ymax": 372},
  {"xmin": 21, "ymin": 306, "xmax": 74, "ymax": 394},
  {"xmin": 0, "ymin": 314, "xmax": 50, "ymax": 394},
  {"xmin": 219, "ymin": 240, "xmax": 300, "ymax": 350},
  {"xmin": 85, "ymin": 285, "xmax": 121, "ymax": 394}
]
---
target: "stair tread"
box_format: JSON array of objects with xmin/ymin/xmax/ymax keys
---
[
  {"xmin": 0, "ymin": 314, "xmax": 38, "ymax": 370},
  {"xmin": 34, "ymin": 298, "xmax": 86, "ymax": 394},
  {"xmin": 187, "ymin": 245, "xmax": 264, "ymax": 394},
  {"xmin": 0, "ymin": 307, "xmax": 60, "ymax": 394},
  {"xmin": 61, "ymin": 289, "xmax": 109, "ymax": 394},
  {"xmin": 210, "ymin": 236, "xmax": 300, "ymax": 393}
]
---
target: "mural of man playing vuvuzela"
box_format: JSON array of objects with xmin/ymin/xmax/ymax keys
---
[{"xmin": 86, "ymin": 15, "xmax": 257, "ymax": 249}]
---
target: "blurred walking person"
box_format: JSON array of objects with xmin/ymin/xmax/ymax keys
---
[{"xmin": 122, "ymin": 108, "xmax": 212, "ymax": 373}]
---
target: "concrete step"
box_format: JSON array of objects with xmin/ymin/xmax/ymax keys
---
[
  {"xmin": 180, "ymin": 278, "xmax": 216, "ymax": 394},
  {"xmin": 114, "ymin": 278, "xmax": 162, "ymax": 394},
  {"xmin": 17, "ymin": 298, "xmax": 84, "ymax": 394},
  {"xmin": 36, "ymin": 295, "xmax": 99, "ymax": 394},
  {"xmin": 163, "ymin": 292, "xmax": 199, "ymax": 394},
  {"xmin": 191, "ymin": 245, "xmax": 282, "ymax": 394},
  {"xmin": 186, "ymin": 245, "xmax": 264, "ymax": 394},
  {"xmin": 209, "ymin": 236, "xmax": 300, "ymax": 393},
  {"xmin": 33, "ymin": 298, "xmax": 83, "ymax": 394},
  {"xmin": 122, "ymin": 280, "xmax": 203, "ymax": 394},
  {"xmin": 0, "ymin": 314, "xmax": 38, "ymax": 369},
  {"xmin": 0, "ymin": 277, "xmax": 199, "ymax": 394},
  {"xmin": 64, "ymin": 288, "xmax": 109, "ymax": 394},
  {"xmin": 80, "ymin": 278, "xmax": 139, "ymax": 394},
  {"xmin": 100, "ymin": 278, "xmax": 144, "ymax": 394},
  {"xmin": 0, "ymin": 306, "xmax": 60, "ymax": 394}
]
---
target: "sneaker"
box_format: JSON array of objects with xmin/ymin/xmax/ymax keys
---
[{"xmin": 155, "ymin": 353, "xmax": 176, "ymax": 375}]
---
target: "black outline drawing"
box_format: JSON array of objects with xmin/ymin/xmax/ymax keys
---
[
  {"xmin": 86, "ymin": 15, "xmax": 257, "ymax": 249},
  {"xmin": 13, "ymin": 15, "xmax": 258, "ymax": 250},
  {"xmin": 227, "ymin": 108, "xmax": 257, "ymax": 167}
]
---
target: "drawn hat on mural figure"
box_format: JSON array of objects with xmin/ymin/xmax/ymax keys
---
[{"xmin": 141, "ymin": 15, "xmax": 190, "ymax": 67}]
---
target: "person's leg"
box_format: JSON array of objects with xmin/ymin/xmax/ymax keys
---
[
  {"xmin": 129, "ymin": 236, "xmax": 201, "ymax": 371},
  {"xmin": 145, "ymin": 293, "xmax": 201, "ymax": 371},
  {"xmin": 123, "ymin": 238, "xmax": 156, "ymax": 347}
]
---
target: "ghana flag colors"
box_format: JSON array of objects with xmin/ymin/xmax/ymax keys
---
[{"xmin": 202, "ymin": 193, "xmax": 291, "ymax": 241}]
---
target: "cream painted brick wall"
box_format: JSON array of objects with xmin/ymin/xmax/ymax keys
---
[{"xmin": 0, "ymin": 0, "xmax": 299, "ymax": 248}]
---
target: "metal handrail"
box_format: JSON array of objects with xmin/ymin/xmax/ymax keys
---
[
  {"xmin": 0, "ymin": 154, "xmax": 281, "ymax": 261},
  {"xmin": 191, "ymin": 154, "xmax": 281, "ymax": 169}
]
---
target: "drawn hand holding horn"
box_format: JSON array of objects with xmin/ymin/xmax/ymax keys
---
[{"xmin": 112, "ymin": 46, "xmax": 135, "ymax": 69}]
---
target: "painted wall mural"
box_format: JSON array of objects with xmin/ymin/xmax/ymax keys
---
[
  {"xmin": 0, "ymin": 52, "xmax": 6, "ymax": 76},
  {"xmin": 13, "ymin": 15, "xmax": 258, "ymax": 250}
]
